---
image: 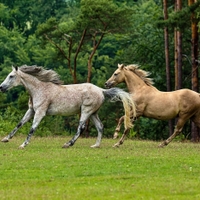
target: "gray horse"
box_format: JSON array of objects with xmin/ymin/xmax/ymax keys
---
[{"xmin": 0, "ymin": 65, "xmax": 136, "ymax": 149}]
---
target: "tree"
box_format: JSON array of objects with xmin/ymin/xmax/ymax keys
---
[
  {"xmin": 36, "ymin": 0, "xmax": 133, "ymax": 83},
  {"xmin": 174, "ymin": 0, "xmax": 183, "ymax": 90},
  {"xmin": 189, "ymin": 0, "xmax": 199, "ymax": 141},
  {"xmin": 163, "ymin": 0, "xmax": 173, "ymax": 136},
  {"xmin": 158, "ymin": 0, "xmax": 200, "ymax": 141}
]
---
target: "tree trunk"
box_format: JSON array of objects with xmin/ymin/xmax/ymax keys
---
[
  {"xmin": 174, "ymin": 29, "xmax": 178, "ymax": 90},
  {"xmin": 163, "ymin": 0, "xmax": 173, "ymax": 136},
  {"xmin": 174, "ymin": 0, "xmax": 183, "ymax": 90},
  {"xmin": 177, "ymin": 0, "xmax": 183, "ymax": 90},
  {"xmin": 189, "ymin": 0, "xmax": 199, "ymax": 142},
  {"xmin": 177, "ymin": 30, "xmax": 182, "ymax": 89}
]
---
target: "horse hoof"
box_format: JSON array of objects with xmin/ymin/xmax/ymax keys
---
[
  {"xmin": 90, "ymin": 144, "xmax": 100, "ymax": 148},
  {"xmin": 113, "ymin": 144, "xmax": 120, "ymax": 148},
  {"xmin": 113, "ymin": 133, "xmax": 119, "ymax": 139},
  {"xmin": 62, "ymin": 143, "xmax": 71, "ymax": 148},
  {"xmin": 158, "ymin": 143, "xmax": 165, "ymax": 148},
  {"xmin": 1, "ymin": 137, "xmax": 9, "ymax": 142},
  {"xmin": 18, "ymin": 145, "xmax": 25, "ymax": 149}
]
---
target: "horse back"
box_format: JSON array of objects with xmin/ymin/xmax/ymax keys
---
[
  {"xmin": 136, "ymin": 88, "xmax": 200, "ymax": 120},
  {"xmin": 46, "ymin": 83, "xmax": 104, "ymax": 116}
]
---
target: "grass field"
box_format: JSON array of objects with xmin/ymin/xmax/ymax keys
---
[{"xmin": 0, "ymin": 136, "xmax": 200, "ymax": 200}]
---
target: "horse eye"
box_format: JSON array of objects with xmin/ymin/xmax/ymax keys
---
[
  {"xmin": 9, "ymin": 75, "xmax": 14, "ymax": 79},
  {"xmin": 114, "ymin": 73, "xmax": 118, "ymax": 76}
]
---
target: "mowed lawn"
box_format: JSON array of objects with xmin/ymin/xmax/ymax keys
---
[{"xmin": 0, "ymin": 136, "xmax": 200, "ymax": 200}]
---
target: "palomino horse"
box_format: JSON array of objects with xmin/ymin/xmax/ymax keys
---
[
  {"xmin": 0, "ymin": 65, "xmax": 136, "ymax": 149},
  {"xmin": 105, "ymin": 64, "xmax": 200, "ymax": 147}
]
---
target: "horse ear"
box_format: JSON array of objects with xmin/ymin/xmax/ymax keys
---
[
  {"xmin": 12, "ymin": 65, "xmax": 18, "ymax": 71},
  {"xmin": 118, "ymin": 64, "xmax": 124, "ymax": 69}
]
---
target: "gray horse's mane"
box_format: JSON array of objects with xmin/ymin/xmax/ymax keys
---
[
  {"xmin": 125, "ymin": 64, "xmax": 154, "ymax": 86},
  {"xmin": 19, "ymin": 65, "xmax": 63, "ymax": 85}
]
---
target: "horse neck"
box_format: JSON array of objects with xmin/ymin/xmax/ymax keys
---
[
  {"xmin": 124, "ymin": 70, "xmax": 149, "ymax": 93},
  {"xmin": 19, "ymin": 71, "xmax": 42, "ymax": 94}
]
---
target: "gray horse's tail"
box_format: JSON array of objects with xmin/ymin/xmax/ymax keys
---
[{"xmin": 103, "ymin": 88, "xmax": 136, "ymax": 129}]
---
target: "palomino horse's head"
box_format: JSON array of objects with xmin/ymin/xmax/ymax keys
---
[
  {"xmin": 105, "ymin": 64, "xmax": 126, "ymax": 88},
  {"xmin": 0, "ymin": 66, "xmax": 21, "ymax": 92}
]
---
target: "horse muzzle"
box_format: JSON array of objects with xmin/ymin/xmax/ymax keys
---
[
  {"xmin": 0, "ymin": 85, "xmax": 7, "ymax": 93},
  {"xmin": 105, "ymin": 82, "xmax": 113, "ymax": 88}
]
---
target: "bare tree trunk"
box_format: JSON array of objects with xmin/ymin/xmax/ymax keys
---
[
  {"xmin": 174, "ymin": 0, "xmax": 178, "ymax": 91},
  {"xmin": 174, "ymin": 0, "xmax": 183, "ymax": 136},
  {"xmin": 174, "ymin": 29, "xmax": 178, "ymax": 90},
  {"xmin": 174, "ymin": 0, "xmax": 183, "ymax": 90},
  {"xmin": 177, "ymin": 0, "xmax": 183, "ymax": 90},
  {"xmin": 177, "ymin": 31, "xmax": 182, "ymax": 89},
  {"xmin": 189, "ymin": 0, "xmax": 199, "ymax": 142},
  {"xmin": 163, "ymin": 0, "xmax": 173, "ymax": 136}
]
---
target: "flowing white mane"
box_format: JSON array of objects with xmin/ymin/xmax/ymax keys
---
[{"xmin": 19, "ymin": 65, "xmax": 63, "ymax": 85}]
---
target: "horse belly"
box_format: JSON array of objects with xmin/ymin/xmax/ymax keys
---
[
  {"xmin": 143, "ymin": 105, "xmax": 178, "ymax": 120},
  {"xmin": 46, "ymin": 101, "xmax": 80, "ymax": 116}
]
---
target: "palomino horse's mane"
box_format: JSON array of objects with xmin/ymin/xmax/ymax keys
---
[
  {"xmin": 19, "ymin": 65, "xmax": 63, "ymax": 85},
  {"xmin": 125, "ymin": 64, "xmax": 154, "ymax": 86}
]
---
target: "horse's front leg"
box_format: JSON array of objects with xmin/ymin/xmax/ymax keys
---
[
  {"xmin": 90, "ymin": 113, "xmax": 103, "ymax": 148},
  {"xmin": 113, "ymin": 128, "xmax": 130, "ymax": 147},
  {"xmin": 19, "ymin": 110, "xmax": 46, "ymax": 149},
  {"xmin": 1, "ymin": 108, "xmax": 34, "ymax": 143},
  {"xmin": 113, "ymin": 116, "xmax": 125, "ymax": 139},
  {"xmin": 62, "ymin": 120, "xmax": 86, "ymax": 148}
]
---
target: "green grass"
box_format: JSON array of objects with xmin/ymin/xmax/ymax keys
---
[{"xmin": 0, "ymin": 136, "xmax": 200, "ymax": 200}]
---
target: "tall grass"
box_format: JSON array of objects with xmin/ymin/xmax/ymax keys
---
[{"xmin": 0, "ymin": 137, "xmax": 200, "ymax": 199}]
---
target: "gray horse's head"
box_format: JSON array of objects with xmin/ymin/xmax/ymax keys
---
[{"xmin": 0, "ymin": 66, "xmax": 21, "ymax": 92}]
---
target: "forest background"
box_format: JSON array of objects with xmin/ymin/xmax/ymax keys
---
[{"xmin": 0, "ymin": 0, "xmax": 199, "ymax": 141}]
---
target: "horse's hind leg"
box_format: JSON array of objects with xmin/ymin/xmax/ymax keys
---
[
  {"xmin": 158, "ymin": 117, "xmax": 187, "ymax": 147},
  {"xmin": 113, "ymin": 116, "xmax": 124, "ymax": 139},
  {"xmin": 1, "ymin": 108, "xmax": 34, "ymax": 142},
  {"xmin": 90, "ymin": 113, "xmax": 103, "ymax": 148},
  {"xmin": 113, "ymin": 127, "xmax": 130, "ymax": 147}
]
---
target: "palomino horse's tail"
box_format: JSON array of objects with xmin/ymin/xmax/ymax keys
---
[{"xmin": 103, "ymin": 88, "xmax": 136, "ymax": 129}]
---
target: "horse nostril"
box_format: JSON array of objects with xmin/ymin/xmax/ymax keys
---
[
  {"xmin": 105, "ymin": 82, "xmax": 111, "ymax": 88},
  {"xmin": 105, "ymin": 82, "xmax": 109, "ymax": 88},
  {"xmin": 0, "ymin": 85, "xmax": 6, "ymax": 92}
]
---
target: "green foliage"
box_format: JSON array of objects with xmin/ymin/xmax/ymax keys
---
[
  {"xmin": 0, "ymin": 26, "xmax": 27, "ymax": 66},
  {"xmin": 109, "ymin": 0, "xmax": 167, "ymax": 90},
  {"xmin": 134, "ymin": 118, "xmax": 169, "ymax": 140},
  {"xmin": 79, "ymin": 0, "xmax": 133, "ymax": 32},
  {"xmin": 157, "ymin": 1, "xmax": 200, "ymax": 30}
]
